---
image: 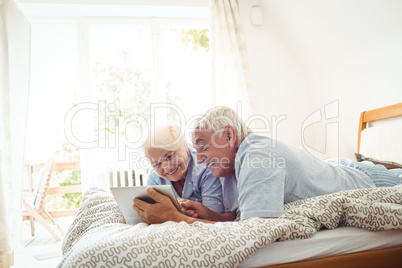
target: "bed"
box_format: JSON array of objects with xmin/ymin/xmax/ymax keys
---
[{"xmin": 57, "ymin": 103, "xmax": 402, "ymax": 268}]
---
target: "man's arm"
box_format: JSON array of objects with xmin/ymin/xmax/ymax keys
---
[{"xmin": 236, "ymin": 149, "xmax": 286, "ymax": 220}]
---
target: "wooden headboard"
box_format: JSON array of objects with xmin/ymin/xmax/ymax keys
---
[{"xmin": 357, "ymin": 102, "xmax": 402, "ymax": 153}]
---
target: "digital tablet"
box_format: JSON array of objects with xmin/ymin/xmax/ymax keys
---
[{"xmin": 110, "ymin": 185, "xmax": 183, "ymax": 225}]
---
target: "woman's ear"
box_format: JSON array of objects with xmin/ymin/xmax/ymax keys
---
[
  {"xmin": 224, "ymin": 125, "xmax": 237, "ymax": 147},
  {"xmin": 182, "ymin": 140, "xmax": 189, "ymax": 150}
]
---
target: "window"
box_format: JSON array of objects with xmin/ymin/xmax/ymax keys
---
[
  {"xmin": 81, "ymin": 18, "xmax": 210, "ymax": 137},
  {"xmin": 76, "ymin": 17, "xmax": 210, "ymax": 150},
  {"xmin": 23, "ymin": 2, "xmax": 210, "ymax": 190}
]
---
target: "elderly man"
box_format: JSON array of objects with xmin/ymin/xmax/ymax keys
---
[{"xmin": 133, "ymin": 106, "xmax": 398, "ymax": 224}]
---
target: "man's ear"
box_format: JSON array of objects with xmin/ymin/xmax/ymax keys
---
[{"xmin": 224, "ymin": 125, "xmax": 237, "ymax": 147}]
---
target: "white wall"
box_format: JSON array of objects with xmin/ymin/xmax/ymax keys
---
[{"xmin": 239, "ymin": 0, "xmax": 402, "ymax": 159}]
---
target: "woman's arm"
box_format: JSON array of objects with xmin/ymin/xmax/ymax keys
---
[
  {"xmin": 198, "ymin": 172, "xmax": 226, "ymax": 214},
  {"xmin": 145, "ymin": 170, "xmax": 162, "ymax": 186}
]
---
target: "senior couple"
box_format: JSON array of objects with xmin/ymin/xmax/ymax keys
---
[{"xmin": 133, "ymin": 106, "xmax": 401, "ymax": 224}]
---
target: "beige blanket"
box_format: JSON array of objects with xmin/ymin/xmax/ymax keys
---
[{"xmin": 58, "ymin": 185, "xmax": 402, "ymax": 268}]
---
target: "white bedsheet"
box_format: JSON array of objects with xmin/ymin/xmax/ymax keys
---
[{"xmin": 241, "ymin": 226, "xmax": 402, "ymax": 267}]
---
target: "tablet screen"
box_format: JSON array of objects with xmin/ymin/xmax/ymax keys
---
[{"xmin": 110, "ymin": 185, "xmax": 182, "ymax": 225}]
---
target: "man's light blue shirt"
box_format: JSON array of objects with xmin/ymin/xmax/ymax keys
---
[
  {"xmin": 234, "ymin": 134, "xmax": 376, "ymax": 220},
  {"xmin": 146, "ymin": 147, "xmax": 225, "ymax": 213}
]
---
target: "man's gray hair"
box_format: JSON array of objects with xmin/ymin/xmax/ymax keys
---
[{"xmin": 194, "ymin": 106, "xmax": 252, "ymax": 140}]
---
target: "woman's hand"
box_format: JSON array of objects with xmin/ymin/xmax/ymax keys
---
[
  {"xmin": 179, "ymin": 199, "xmax": 216, "ymax": 220},
  {"xmin": 180, "ymin": 199, "xmax": 236, "ymax": 222},
  {"xmin": 177, "ymin": 197, "xmax": 202, "ymax": 218},
  {"xmin": 133, "ymin": 187, "xmax": 185, "ymax": 224}
]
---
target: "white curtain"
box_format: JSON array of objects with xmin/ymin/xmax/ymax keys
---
[
  {"xmin": 0, "ymin": 0, "xmax": 30, "ymax": 259},
  {"xmin": 210, "ymin": 0, "xmax": 253, "ymax": 120}
]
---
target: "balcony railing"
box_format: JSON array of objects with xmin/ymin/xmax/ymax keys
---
[{"xmin": 24, "ymin": 161, "xmax": 81, "ymax": 219}]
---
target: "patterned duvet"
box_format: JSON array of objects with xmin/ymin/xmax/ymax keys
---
[{"xmin": 58, "ymin": 185, "xmax": 402, "ymax": 268}]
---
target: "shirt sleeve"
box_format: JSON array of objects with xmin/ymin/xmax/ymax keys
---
[
  {"xmin": 145, "ymin": 170, "xmax": 162, "ymax": 186},
  {"xmin": 199, "ymin": 170, "xmax": 225, "ymax": 213},
  {"xmin": 236, "ymin": 149, "xmax": 286, "ymax": 220}
]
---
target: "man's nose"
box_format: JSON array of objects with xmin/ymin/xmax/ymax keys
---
[{"xmin": 196, "ymin": 152, "xmax": 205, "ymax": 164}]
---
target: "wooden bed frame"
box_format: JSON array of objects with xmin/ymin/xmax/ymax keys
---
[
  {"xmin": 357, "ymin": 102, "xmax": 402, "ymax": 153},
  {"xmin": 263, "ymin": 102, "xmax": 402, "ymax": 268}
]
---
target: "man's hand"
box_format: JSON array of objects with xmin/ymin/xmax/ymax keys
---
[{"xmin": 133, "ymin": 187, "xmax": 185, "ymax": 224}]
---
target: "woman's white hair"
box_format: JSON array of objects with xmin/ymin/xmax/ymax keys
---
[
  {"xmin": 193, "ymin": 106, "xmax": 251, "ymax": 140},
  {"xmin": 143, "ymin": 124, "xmax": 186, "ymax": 155}
]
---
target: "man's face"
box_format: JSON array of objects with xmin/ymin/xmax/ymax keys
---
[{"xmin": 192, "ymin": 128, "xmax": 236, "ymax": 178}]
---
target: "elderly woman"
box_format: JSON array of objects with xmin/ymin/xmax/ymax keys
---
[{"xmin": 140, "ymin": 124, "xmax": 233, "ymax": 220}]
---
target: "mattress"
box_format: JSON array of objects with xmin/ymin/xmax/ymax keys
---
[{"xmin": 240, "ymin": 226, "xmax": 402, "ymax": 267}]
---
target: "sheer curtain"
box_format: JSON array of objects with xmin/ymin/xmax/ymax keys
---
[
  {"xmin": 210, "ymin": 0, "xmax": 253, "ymax": 120},
  {"xmin": 0, "ymin": 0, "xmax": 30, "ymax": 265}
]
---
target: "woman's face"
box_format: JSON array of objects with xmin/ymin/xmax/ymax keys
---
[{"xmin": 147, "ymin": 144, "xmax": 190, "ymax": 182}]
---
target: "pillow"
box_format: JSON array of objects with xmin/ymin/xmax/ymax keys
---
[
  {"xmin": 389, "ymin": 169, "xmax": 402, "ymax": 180},
  {"xmin": 355, "ymin": 153, "xmax": 402, "ymax": 170}
]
